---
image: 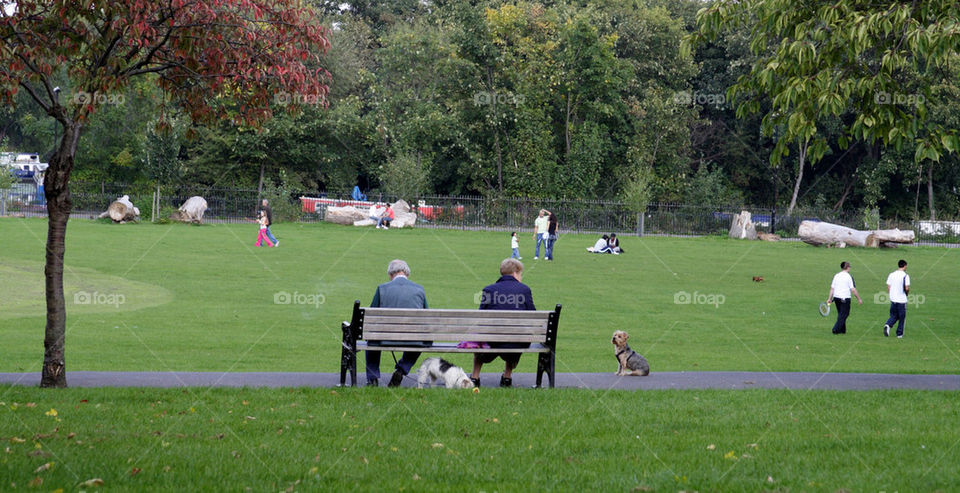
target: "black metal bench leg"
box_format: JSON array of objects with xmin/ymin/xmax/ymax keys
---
[
  {"xmin": 340, "ymin": 320, "xmax": 358, "ymax": 387},
  {"xmin": 548, "ymin": 351, "xmax": 555, "ymax": 388},
  {"xmin": 536, "ymin": 353, "xmax": 549, "ymax": 388}
]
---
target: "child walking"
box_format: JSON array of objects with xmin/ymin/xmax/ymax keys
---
[
  {"xmin": 255, "ymin": 211, "xmax": 275, "ymax": 247},
  {"xmin": 510, "ymin": 232, "xmax": 521, "ymax": 259}
]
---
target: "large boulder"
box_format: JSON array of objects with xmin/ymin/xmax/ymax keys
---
[
  {"xmin": 729, "ymin": 210, "xmax": 757, "ymax": 240},
  {"xmin": 325, "ymin": 205, "xmax": 367, "ymax": 225},
  {"xmin": 99, "ymin": 194, "xmax": 140, "ymax": 223},
  {"xmin": 389, "ymin": 199, "xmax": 417, "ymax": 228},
  {"xmin": 171, "ymin": 196, "xmax": 208, "ymax": 224}
]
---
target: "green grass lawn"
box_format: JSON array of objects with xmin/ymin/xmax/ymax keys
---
[
  {"xmin": 1, "ymin": 386, "xmax": 958, "ymax": 491},
  {"xmin": 1, "ymin": 218, "xmax": 958, "ymax": 374},
  {"xmin": 1, "ymin": 218, "xmax": 958, "ymax": 491}
]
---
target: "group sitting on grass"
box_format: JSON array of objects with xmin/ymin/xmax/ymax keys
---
[{"xmin": 586, "ymin": 233, "xmax": 623, "ymax": 254}]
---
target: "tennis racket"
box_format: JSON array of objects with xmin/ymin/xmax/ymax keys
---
[{"xmin": 818, "ymin": 302, "xmax": 831, "ymax": 317}]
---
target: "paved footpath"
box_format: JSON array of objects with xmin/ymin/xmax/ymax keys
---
[{"xmin": 1, "ymin": 371, "xmax": 957, "ymax": 390}]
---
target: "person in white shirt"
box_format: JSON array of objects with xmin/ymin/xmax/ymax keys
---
[
  {"xmin": 827, "ymin": 261, "xmax": 862, "ymax": 334},
  {"xmin": 532, "ymin": 209, "xmax": 550, "ymax": 259},
  {"xmin": 587, "ymin": 235, "xmax": 611, "ymax": 253},
  {"xmin": 883, "ymin": 259, "xmax": 910, "ymax": 338}
]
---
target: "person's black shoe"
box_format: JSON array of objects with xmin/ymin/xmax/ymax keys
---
[
  {"xmin": 499, "ymin": 375, "xmax": 512, "ymax": 388},
  {"xmin": 388, "ymin": 370, "xmax": 405, "ymax": 387},
  {"xmin": 470, "ymin": 377, "xmax": 480, "ymax": 388},
  {"xmin": 366, "ymin": 379, "xmax": 379, "ymax": 387}
]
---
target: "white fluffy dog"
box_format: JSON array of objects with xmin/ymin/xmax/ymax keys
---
[{"xmin": 416, "ymin": 357, "xmax": 475, "ymax": 389}]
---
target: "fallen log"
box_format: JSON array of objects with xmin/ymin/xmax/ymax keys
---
[
  {"xmin": 98, "ymin": 195, "xmax": 140, "ymax": 223},
  {"xmin": 798, "ymin": 221, "xmax": 914, "ymax": 248}
]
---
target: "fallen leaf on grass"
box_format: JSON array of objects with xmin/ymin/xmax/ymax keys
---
[
  {"xmin": 34, "ymin": 462, "xmax": 53, "ymax": 473},
  {"xmin": 45, "ymin": 409, "xmax": 58, "ymax": 417},
  {"xmin": 308, "ymin": 467, "xmax": 318, "ymax": 474},
  {"xmin": 431, "ymin": 443, "xmax": 444, "ymax": 449},
  {"xmin": 131, "ymin": 467, "xmax": 142, "ymax": 476},
  {"xmin": 9, "ymin": 437, "xmax": 25, "ymax": 444},
  {"xmin": 360, "ymin": 456, "xmax": 369, "ymax": 464},
  {"xmin": 28, "ymin": 476, "xmax": 42, "ymax": 487},
  {"xmin": 706, "ymin": 444, "xmax": 715, "ymax": 450},
  {"xmin": 66, "ymin": 433, "xmax": 76, "ymax": 440},
  {"xmin": 412, "ymin": 474, "xmax": 420, "ymax": 480},
  {"xmin": 24, "ymin": 402, "xmax": 36, "ymax": 408},
  {"xmin": 244, "ymin": 416, "xmax": 256, "ymax": 421},
  {"xmin": 746, "ymin": 443, "xmax": 759, "ymax": 449},
  {"xmin": 723, "ymin": 451, "xmax": 736, "ymax": 460}
]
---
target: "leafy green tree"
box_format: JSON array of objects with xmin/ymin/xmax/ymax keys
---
[{"xmin": 686, "ymin": 0, "xmax": 960, "ymax": 213}]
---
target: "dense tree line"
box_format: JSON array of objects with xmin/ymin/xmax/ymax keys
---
[{"xmin": 2, "ymin": 0, "xmax": 958, "ymax": 220}]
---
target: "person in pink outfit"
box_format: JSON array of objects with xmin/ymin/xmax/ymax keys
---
[{"xmin": 255, "ymin": 211, "xmax": 275, "ymax": 247}]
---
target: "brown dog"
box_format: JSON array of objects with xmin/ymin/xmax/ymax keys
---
[{"xmin": 611, "ymin": 330, "xmax": 650, "ymax": 376}]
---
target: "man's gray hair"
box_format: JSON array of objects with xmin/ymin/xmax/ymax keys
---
[{"xmin": 387, "ymin": 259, "xmax": 411, "ymax": 277}]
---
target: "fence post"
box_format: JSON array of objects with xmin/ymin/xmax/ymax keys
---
[
  {"xmin": 636, "ymin": 211, "xmax": 644, "ymax": 237},
  {"xmin": 770, "ymin": 208, "xmax": 776, "ymax": 233}
]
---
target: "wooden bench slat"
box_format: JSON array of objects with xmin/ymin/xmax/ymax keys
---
[
  {"xmin": 358, "ymin": 342, "xmax": 551, "ymax": 353},
  {"xmin": 363, "ymin": 323, "xmax": 547, "ymax": 334},
  {"xmin": 364, "ymin": 316, "xmax": 547, "ymax": 327},
  {"xmin": 364, "ymin": 308, "xmax": 550, "ymax": 319},
  {"xmin": 363, "ymin": 332, "xmax": 545, "ymax": 343}
]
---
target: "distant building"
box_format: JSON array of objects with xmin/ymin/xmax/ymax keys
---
[{"xmin": 0, "ymin": 152, "xmax": 49, "ymax": 180}]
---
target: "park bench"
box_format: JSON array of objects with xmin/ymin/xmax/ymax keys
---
[{"xmin": 339, "ymin": 301, "xmax": 562, "ymax": 388}]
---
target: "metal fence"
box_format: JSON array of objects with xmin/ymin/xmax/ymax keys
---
[{"xmin": 2, "ymin": 183, "xmax": 958, "ymax": 245}]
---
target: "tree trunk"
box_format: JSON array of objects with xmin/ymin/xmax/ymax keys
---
[
  {"xmin": 41, "ymin": 122, "xmax": 82, "ymax": 388},
  {"xmin": 787, "ymin": 140, "xmax": 808, "ymax": 215},
  {"xmin": 927, "ymin": 166, "xmax": 935, "ymax": 221}
]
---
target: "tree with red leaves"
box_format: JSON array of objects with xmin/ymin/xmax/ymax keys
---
[{"xmin": 0, "ymin": 0, "xmax": 331, "ymax": 388}]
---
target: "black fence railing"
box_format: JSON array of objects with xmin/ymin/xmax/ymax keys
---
[{"xmin": 2, "ymin": 183, "xmax": 958, "ymax": 245}]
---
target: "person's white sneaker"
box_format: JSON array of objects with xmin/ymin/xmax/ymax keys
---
[
  {"xmin": 897, "ymin": 335, "xmax": 903, "ymax": 339},
  {"xmin": 883, "ymin": 324, "xmax": 890, "ymax": 337},
  {"xmin": 533, "ymin": 257, "xmax": 538, "ymax": 260}
]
